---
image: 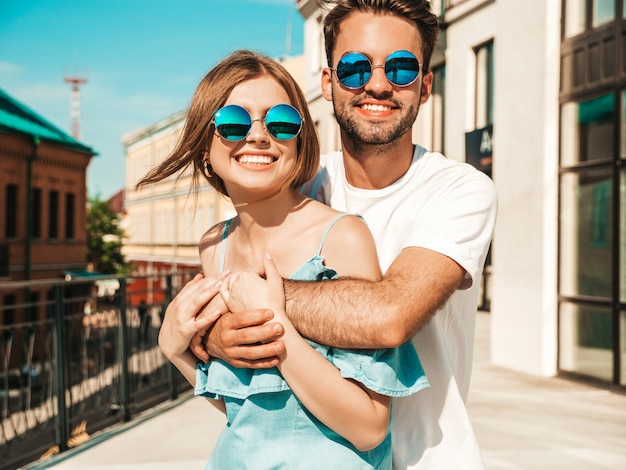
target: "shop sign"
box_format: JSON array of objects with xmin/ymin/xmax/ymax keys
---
[{"xmin": 465, "ymin": 124, "xmax": 493, "ymax": 176}]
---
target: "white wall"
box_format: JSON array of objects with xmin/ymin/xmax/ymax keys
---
[{"xmin": 488, "ymin": 0, "xmax": 561, "ymax": 376}]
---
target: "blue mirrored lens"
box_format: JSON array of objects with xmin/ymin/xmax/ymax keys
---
[
  {"xmin": 385, "ymin": 50, "xmax": 420, "ymax": 86},
  {"xmin": 336, "ymin": 53, "xmax": 372, "ymax": 88},
  {"xmin": 214, "ymin": 105, "xmax": 252, "ymax": 141},
  {"xmin": 265, "ymin": 104, "xmax": 302, "ymax": 140}
]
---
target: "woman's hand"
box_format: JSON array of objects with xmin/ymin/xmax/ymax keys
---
[
  {"xmin": 189, "ymin": 286, "xmax": 230, "ymax": 363},
  {"xmin": 158, "ymin": 273, "xmax": 224, "ymax": 361},
  {"xmin": 221, "ymin": 254, "xmax": 286, "ymax": 319}
]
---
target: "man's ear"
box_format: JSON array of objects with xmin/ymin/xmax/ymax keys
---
[
  {"xmin": 420, "ymin": 71, "xmax": 434, "ymax": 105},
  {"xmin": 321, "ymin": 68, "xmax": 333, "ymax": 102}
]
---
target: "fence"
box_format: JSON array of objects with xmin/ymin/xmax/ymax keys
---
[{"xmin": 0, "ymin": 272, "xmax": 195, "ymax": 470}]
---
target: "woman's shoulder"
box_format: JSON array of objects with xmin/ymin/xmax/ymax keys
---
[
  {"xmin": 302, "ymin": 202, "xmax": 380, "ymax": 280},
  {"xmin": 199, "ymin": 218, "xmax": 233, "ymax": 274},
  {"xmin": 199, "ymin": 219, "xmax": 231, "ymax": 248}
]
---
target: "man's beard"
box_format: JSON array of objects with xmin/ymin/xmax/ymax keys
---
[{"xmin": 332, "ymin": 94, "xmax": 419, "ymax": 147}]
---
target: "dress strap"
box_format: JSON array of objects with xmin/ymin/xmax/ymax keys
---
[
  {"xmin": 220, "ymin": 218, "xmax": 234, "ymax": 273},
  {"xmin": 315, "ymin": 213, "xmax": 357, "ymax": 256}
]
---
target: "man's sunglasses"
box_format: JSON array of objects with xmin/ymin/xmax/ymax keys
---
[
  {"xmin": 213, "ymin": 104, "xmax": 303, "ymax": 142},
  {"xmin": 330, "ymin": 50, "xmax": 421, "ymax": 89}
]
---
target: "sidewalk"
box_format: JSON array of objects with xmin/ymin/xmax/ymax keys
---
[{"xmin": 30, "ymin": 312, "xmax": 626, "ymax": 469}]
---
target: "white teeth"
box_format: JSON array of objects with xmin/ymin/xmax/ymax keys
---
[
  {"xmin": 237, "ymin": 155, "xmax": 274, "ymax": 164},
  {"xmin": 362, "ymin": 104, "xmax": 391, "ymax": 112}
]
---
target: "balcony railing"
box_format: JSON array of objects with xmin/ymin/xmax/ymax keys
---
[{"xmin": 0, "ymin": 272, "xmax": 196, "ymax": 470}]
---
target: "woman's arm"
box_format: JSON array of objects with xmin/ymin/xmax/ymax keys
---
[{"xmin": 158, "ymin": 273, "xmax": 226, "ymax": 414}]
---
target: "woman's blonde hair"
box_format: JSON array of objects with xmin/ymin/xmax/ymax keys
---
[{"xmin": 136, "ymin": 49, "xmax": 320, "ymax": 197}]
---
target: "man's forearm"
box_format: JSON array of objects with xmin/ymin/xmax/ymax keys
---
[
  {"xmin": 283, "ymin": 247, "xmax": 466, "ymax": 349},
  {"xmin": 284, "ymin": 277, "xmax": 407, "ymax": 349}
]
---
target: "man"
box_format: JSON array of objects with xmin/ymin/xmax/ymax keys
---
[{"xmin": 195, "ymin": 1, "xmax": 497, "ymax": 468}]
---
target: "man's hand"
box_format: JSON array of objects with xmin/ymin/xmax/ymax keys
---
[{"xmin": 201, "ymin": 309, "xmax": 286, "ymax": 369}]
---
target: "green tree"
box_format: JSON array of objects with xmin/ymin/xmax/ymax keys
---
[{"xmin": 87, "ymin": 195, "xmax": 132, "ymax": 274}]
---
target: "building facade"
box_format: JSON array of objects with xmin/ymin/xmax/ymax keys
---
[
  {"xmin": 122, "ymin": 112, "xmax": 236, "ymax": 304},
  {"xmin": 0, "ymin": 87, "xmax": 95, "ymax": 323},
  {"xmin": 296, "ymin": 0, "xmax": 626, "ymax": 391}
]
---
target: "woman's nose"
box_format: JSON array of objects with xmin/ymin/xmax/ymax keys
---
[{"xmin": 246, "ymin": 118, "xmax": 270, "ymax": 143}]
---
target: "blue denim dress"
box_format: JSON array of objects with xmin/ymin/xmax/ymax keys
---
[{"xmin": 195, "ymin": 215, "xmax": 429, "ymax": 469}]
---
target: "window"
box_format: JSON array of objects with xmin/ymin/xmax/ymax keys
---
[
  {"xmin": 32, "ymin": 188, "xmax": 41, "ymax": 239},
  {"xmin": 621, "ymin": 89, "xmax": 626, "ymax": 157},
  {"xmin": 560, "ymin": 169, "xmax": 613, "ymax": 299},
  {"xmin": 27, "ymin": 291, "xmax": 39, "ymax": 322},
  {"xmin": 559, "ymin": 302, "xmax": 613, "ymax": 380},
  {"xmin": 430, "ymin": 65, "xmax": 445, "ymax": 154},
  {"xmin": 65, "ymin": 193, "xmax": 75, "ymax": 239},
  {"xmin": 0, "ymin": 245, "xmax": 8, "ymax": 277},
  {"xmin": 3, "ymin": 294, "xmax": 16, "ymax": 326},
  {"xmin": 564, "ymin": 0, "xmax": 586, "ymax": 37},
  {"xmin": 560, "ymin": 0, "xmax": 626, "ymax": 388},
  {"xmin": 5, "ymin": 184, "xmax": 17, "ymax": 238},
  {"xmin": 621, "ymin": 168, "xmax": 626, "ymax": 303},
  {"xmin": 564, "ymin": 0, "xmax": 620, "ymax": 37},
  {"xmin": 474, "ymin": 41, "xmax": 494, "ymax": 128},
  {"xmin": 310, "ymin": 15, "xmax": 325, "ymax": 72},
  {"xmin": 560, "ymin": 93, "xmax": 616, "ymax": 166},
  {"xmin": 49, "ymin": 190, "xmax": 59, "ymax": 239},
  {"xmin": 593, "ymin": 0, "xmax": 616, "ymax": 27}
]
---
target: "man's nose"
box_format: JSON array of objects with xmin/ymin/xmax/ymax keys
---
[{"xmin": 364, "ymin": 65, "xmax": 393, "ymax": 94}]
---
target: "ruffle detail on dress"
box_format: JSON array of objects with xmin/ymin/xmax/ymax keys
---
[
  {"xmin": 195, "ymin": 340, "xmax": 427, "ymax": 400},
  {"xmin": 329, "ymin": 341, "xmax": 429, "ymax": 397},
  {"xmin": 195, "ymin": 360, "xmax": 291, "ymax": 400}
]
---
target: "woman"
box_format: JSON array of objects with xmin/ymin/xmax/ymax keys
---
[{"xmin": 136, "ymin": 49, "xmax": 428, "ymax": 469}]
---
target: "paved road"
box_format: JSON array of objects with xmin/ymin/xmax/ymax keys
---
[{"xmin": 28, "ymin": 312, "xmax": 626, "ymax": 469}]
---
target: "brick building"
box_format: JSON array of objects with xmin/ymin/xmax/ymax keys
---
[{"xmin": 0, "ymin": 87, "xmax": 95, "ymax": 323}]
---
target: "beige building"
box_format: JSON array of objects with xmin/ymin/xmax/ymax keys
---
[{"xmin": 122, "ymin": 111, "xmax": 235, "ymax": 302}]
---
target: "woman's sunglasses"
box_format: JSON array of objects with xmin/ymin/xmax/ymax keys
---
[
  {"xmin": 331, "ymin": 50, "xmax": 421, "ymax": 89},
  {"xmin": 213, "ymin": 104, "xmax": 303, "ymax": 142}
]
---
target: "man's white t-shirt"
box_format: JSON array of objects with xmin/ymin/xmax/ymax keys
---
[{"xmin": 302, "ymin": 145, "xmax": 498, "ymax": 469}]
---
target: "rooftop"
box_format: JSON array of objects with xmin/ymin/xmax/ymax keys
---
[{"xmin": 0, "ymin": 87, "xmax": 95, "ymax": 154}]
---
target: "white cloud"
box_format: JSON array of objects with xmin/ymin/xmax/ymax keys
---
[{"xmin": 0, "ymin": 61, "xmax": 22, "ymax": 75}]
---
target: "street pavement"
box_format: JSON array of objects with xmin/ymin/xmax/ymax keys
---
[{"xmin": 25, "ymin": 312, "xmax": 626, "ymax": 469}]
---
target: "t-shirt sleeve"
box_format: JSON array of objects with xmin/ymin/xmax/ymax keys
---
[{"xmin": 407, "ymin": 167, "xmax": 497, "ymax": 289}]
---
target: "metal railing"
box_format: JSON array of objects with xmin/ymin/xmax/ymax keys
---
[{"xmin": 0, "ymin": 272, "xmax": 196, "ymax": 470}]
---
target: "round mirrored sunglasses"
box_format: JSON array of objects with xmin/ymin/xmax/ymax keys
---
[
  {"xmin": 213, "ymin": 104, "xmax": 303, "ymax": 141},
  {"xmin": 331, "ymin": 50, "xmax": 421, "ymax": 89}
]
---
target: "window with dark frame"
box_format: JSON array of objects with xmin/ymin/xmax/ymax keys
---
[
  {"xmin": 65, "ymin": 192, "xmax": 75, "ymax": 239},
  {"xmin": 32, "ymin": 188, "xmax": 41, "ymax": 239},
  {"xmin": 474, "ymin": 41, "xmax": 494, "ymax": 129},
  {"xmin": 5, "ymin": 184, "xmax": 17, "ymax": 238},
  {"xmin": 558, "ymin": 0, "xmax": 625, "ymax": 387},
  {"xmin": 49, "ymin": 190, "xmax": 59, "ymax": 239}
]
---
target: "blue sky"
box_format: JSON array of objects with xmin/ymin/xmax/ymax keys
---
[{"xmin": 0, "ymin": 0, "xmax": 304, "ymax": 200}]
